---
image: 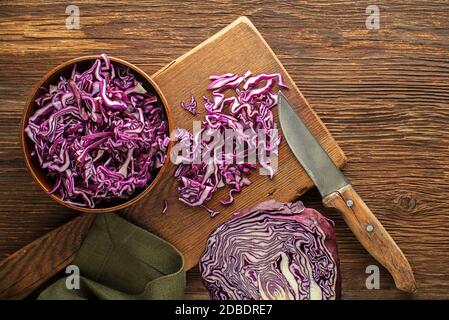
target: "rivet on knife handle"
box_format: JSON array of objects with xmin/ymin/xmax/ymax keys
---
[{"xmin": 323, "ymin": 184, "xmax": 417, "ymax": 292}]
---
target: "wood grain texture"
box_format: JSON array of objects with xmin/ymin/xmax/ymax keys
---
[
  {"xmin": 124, "ymin": 16, "xmax": 346, "ymax": 270},
  {"xmin": 0, "ymin": 0, "xmax": 448, "ymax": 300}
]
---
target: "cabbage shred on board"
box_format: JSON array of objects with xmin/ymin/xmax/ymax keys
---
[
  {"xmin": 180, "ymin": 94, "xmax": 198, "ymax": 115},
  {"xmin": 25, "ymin": 54, "xmax": 169, "ymax": 208}
]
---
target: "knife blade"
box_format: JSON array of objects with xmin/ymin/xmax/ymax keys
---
[{"xmin": 278, "ymin": 91, "xmax": 416, "ymax": 292}]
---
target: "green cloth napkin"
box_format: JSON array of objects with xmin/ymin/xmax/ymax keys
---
[{"xmin": 38, "ymin": 213, "xmax": 185, "ymax": 300}]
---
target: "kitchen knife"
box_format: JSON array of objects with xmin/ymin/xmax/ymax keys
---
[{"xmin": 278, "ymin": 91, "xmax": 416, "ymax": 292}]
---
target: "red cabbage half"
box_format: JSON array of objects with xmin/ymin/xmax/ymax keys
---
[
  {"xmin": 25, "ymin": 54, "xmax": 169, "ymax": 208},
  {"xmin": 199, "ymin": 200, "xmax": 340, "ymax": 300}
]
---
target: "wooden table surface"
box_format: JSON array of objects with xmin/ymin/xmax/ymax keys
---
[{"xmin": 1, "ymin": 0, "xmax": 448, "ymax": 300}]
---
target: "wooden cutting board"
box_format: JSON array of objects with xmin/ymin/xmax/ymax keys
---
[
  {"xmin": 0, "ymin": 16, "xmax": 346, "ymax": 299},
  {"xmin": 125, "ymin": 16, "xmax": 346, "ymax": 269}
]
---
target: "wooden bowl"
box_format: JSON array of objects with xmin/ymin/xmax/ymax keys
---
[{"xmin": 20, "ymin": 55, "xmax": 173, "ymax": 213}]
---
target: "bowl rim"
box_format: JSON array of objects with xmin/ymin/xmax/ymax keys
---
[{"xmin": 20, "ymin": 55, "xmax": 174, "ymax": 213}]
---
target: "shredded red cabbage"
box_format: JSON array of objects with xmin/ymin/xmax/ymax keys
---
[
  {"xmin": 200, "ymin": 200, "xmax": 341, "ymax": 300},
  {"xmin": 25, "ymin": 54, "xmax": 169, "ymax": 208},
  {"xmin": 161, "ymin": 199, "xmax": 168, "ymax": 214},
  {"xmin": 174, "ymin": 72, "xmax": 288, "ymax": 215}
]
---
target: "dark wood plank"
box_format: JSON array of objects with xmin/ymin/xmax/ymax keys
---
[{"xmin": 0, "ymin": 0, "xmax": 448, "ymax": 300}]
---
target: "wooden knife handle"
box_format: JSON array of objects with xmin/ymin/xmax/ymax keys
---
[{"xmin": 323, "ymin": 184, "xmax": 417, "ymax": 292}]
